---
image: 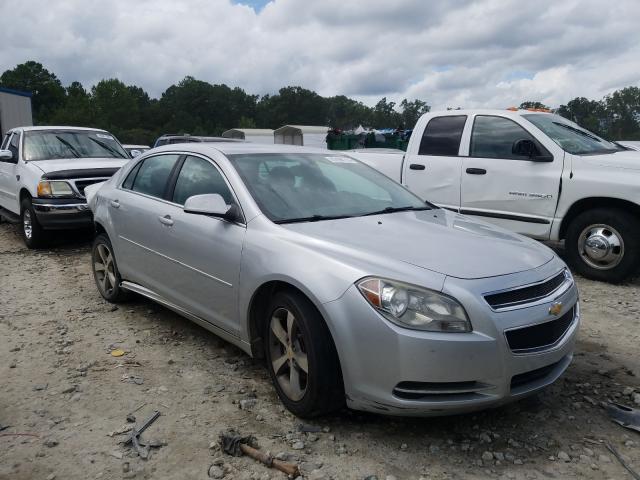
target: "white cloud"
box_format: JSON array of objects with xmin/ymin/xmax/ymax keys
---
[{"xmin": 0, "ymin": 0, "xmax": 638, "ymax": 110}]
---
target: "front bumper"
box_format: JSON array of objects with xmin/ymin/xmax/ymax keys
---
[
  {"xmin": 322, "ymin": 261, "xmax": 579, "ymax": 416},
  {"xmin": 32, "ymin": 198, "xmax": 92, "ymax": 230}
]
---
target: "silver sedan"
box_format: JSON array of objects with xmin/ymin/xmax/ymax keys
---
[{"xmin": 87, "ymin": 143, "xmax": 579, "ymax": 417}]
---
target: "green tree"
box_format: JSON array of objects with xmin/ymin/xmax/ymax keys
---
[
  {"xmin": 371, "ymin": 97, "xmax": 402, "ymax": 128},
  {"xmin": 399, "ymin": 99, "xmax": 430, "ymax": 129},
  {"xmin": 602, "ymin": 87, "xmax": 640, "ymax": 140},
  {"xmin": 256, "ymin": 86, "xmax": 327, "ymax": 128},
  {"xmin": 49, "ymin": 81, "xmax": 95, "ymax": 126},
  {"xmin": 0, "ymin": 61, "xmax": 66, "ymax": 122},
  {"xmin": 519, "ymin": 101, "xmax": 549, "ymax": 110}
]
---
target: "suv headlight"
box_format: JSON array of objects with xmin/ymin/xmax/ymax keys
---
[
  {"xmin": 37, "ymin": 180, "xmax": 76, "ymax": 198},
  {"xmin": 357, "ymin": 277, "xmax": 471, "ymax": 332}
]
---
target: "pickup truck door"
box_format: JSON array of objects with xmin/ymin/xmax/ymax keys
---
[
  {"xmin": 460, "ymin": 114, "xmax": 564, "ymax": 239},
  {"xmin": 0, "ymin": 132, "xmax": 20, "ymax": 213},
  {"xmin": 402, "ymin": 115, "xmax": 468, "ymax": 210}
]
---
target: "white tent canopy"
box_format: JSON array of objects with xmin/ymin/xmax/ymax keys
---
[
  {"xmin": 274, "ymin": 125, "xmax": 329, "ymax": 149},
  {"xmin": 222, "ymin": 128, "xmax": 274, "ymax": 144}
]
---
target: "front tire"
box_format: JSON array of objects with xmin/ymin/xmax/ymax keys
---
[
  {"xmin": 264, "ymin": 290, "xmax": 344, "ymax": 418},
  {"xmin": 91, "ymin": 233, "xmax": 129, "ymax": 302},
  {"xmin": 565, "ymin": 208, "xmax": 640, "ymax": 283},
  {"xmin": 21, "ymin": 198, "xmax": 48, "ymax": 249}
]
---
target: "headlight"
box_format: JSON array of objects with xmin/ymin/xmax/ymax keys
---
[
  {"xmin": 37, "ymin": 180, "xmax": 76, "ymax": 198},
  {"xmin": 357, "ymin": 277, "xmax": 471, "ymax": 332}
]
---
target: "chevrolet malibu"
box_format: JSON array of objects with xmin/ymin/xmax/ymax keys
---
[{"xmin": 86, "ymin": 143, "xmax": 579, "ymax": 417}]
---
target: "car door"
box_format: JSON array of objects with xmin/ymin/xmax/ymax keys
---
[
  {"xmin": 0, "ymin": 131, "xmax": 20, "ymax": 213},
  {"xmin": 402, "ymin": 115, "xmax": 468, "ymax": 210},
  {"xmin": 149, "ymin": 154, "xmax": 246, "ymax": 335},
  {"xmin": 460, "ymin": 115, "xmax": 564, "ymax": 239},
  {"xmin": 109, "ymin": 153, "xmax": 182, "ymax": 297}
]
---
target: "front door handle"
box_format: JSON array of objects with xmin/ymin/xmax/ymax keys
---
[
  {"xmin": 158, "ymin": 215, "xmax": 174, "ymax": 226},
  {"xmin": 465, "ymin": 168, "xmax": 487, "ymax": 175},
  {"xmin": 110, "ymin": 200, "xmax": 120, "ymax": 208},
  {"xmin": 409, "ymin": 163, "xmax": 426, "ymax": 170}
]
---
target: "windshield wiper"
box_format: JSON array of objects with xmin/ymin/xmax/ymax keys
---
[
  {"xmin": 54, "ymin": 135, "xmax": 80, "ymax": 158},
  {"xmin": 88, "ymin": 137, "xmax": 127, "ymax": 158},
  {"xmin": 274, "ymin": 214, "xmax": 355, "ymax": 224},
  {"xmin": 361, "ymin": 205, "xmax": 432, "ymax": 216}
]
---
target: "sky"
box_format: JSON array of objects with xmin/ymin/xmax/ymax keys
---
[{"xmin": 0, "ymin": 0, "xmax": 638, "ymax": 110}]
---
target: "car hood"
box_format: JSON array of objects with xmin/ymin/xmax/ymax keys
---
[
  {"xmin": 28, "ymin": 157, "xmax": 130, "ymax": 174},
  {"xmin": 582, "ymin": 150, "xmax": 640, "ymax": 171},
  {"xmin": 282, "ymin": 209, "xmax": 554, "ymax": 279}
]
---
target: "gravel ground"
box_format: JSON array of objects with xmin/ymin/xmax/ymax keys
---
[{"xmin": 1, "ymin": 221, "xmax": 640, "ymax": 480}]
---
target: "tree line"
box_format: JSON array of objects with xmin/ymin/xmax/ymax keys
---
[{"xmin": 1, "ymin": 61, "xmax": 639, "ymax": 144}]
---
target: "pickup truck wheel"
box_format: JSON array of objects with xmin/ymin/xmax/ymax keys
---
[
  {"xmin": 565, "ymin": 208, "xmax": 640, "ymax": 283},
  {"xmin": 264, "ymin": 290, "xmax": 344, "ymax": 418},
  {"xmin": 91, "ymin": 233, "xmax": 129, "ymax": 302},
  {"xmin": 20, "ymin": 198, "xmax": 48, "ymax": 249}
]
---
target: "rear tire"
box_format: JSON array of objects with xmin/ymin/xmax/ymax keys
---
[
  {"xmin": 264, "ymin": 290, "xmax": 344, "ymax": 418},
  {"xmin": 91, "ymin": 233, "xmax": 129, "ymax": 303},
  {"xmin": 21, "ymin": 198, "xmax": 48, "ymax": 249},
  {"xmin": 565, "ymin": 208, "xmax": 640, "ymax": 283}
]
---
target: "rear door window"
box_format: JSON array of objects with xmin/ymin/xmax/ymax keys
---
[
  {"xmin": 130, "ymin": 154, "xmax": 180, "ymax": 198},
  {"xmin": 418, "ymin": 116, "xmax": 467, "ymax": 156}
]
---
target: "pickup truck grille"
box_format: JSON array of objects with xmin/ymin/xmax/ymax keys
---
[
  {"xmin": 74, "ymin": 178, "xmax": 108, "ymax": 198},
  {"xmin": 484, "ymin": 270, "xmax": 568, "ymax": 310},
  {"xmin": 505, "ymin": 306, "xmax": 576, "ymax": 354}
]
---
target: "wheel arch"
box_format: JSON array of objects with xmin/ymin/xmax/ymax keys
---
[
  {"xmin": 247, "ymin": 280, "xmax": 335, "ymax": 360},
  {"xmin": 559, "ymin": 197, "xmax": 640, "ymax": 239},
  {"xmin": 19, "ymin": 187, "xmax": 32, "ymax": 204}
]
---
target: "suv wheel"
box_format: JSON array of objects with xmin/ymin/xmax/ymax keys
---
[
  {"xmin": 565, "ymin": 208, "xmax": 640, "ymax": 283},
  {"xmin": 21, "ymin": 197, "xmax": 48, "ymax": 249},
  {"xmin": 91, "ymin": 233, "xmax": 129, "ymax": 302},
  {"xmin": 264, "ymin": 290, "xmax": 344, "ymax": 418}
]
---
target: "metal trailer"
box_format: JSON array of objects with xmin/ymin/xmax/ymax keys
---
[{"xmin": 0, "ymin": 87, "xmax": 33, "ymax": 137}]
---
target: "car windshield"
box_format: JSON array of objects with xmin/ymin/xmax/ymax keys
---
[
  {"xmin": 23, "ymin": 130, "xmax": 128, "ymax": 161},
  {"xmin": 228, "ymin": 153, "xmax": 430, "ymax": 223},
  {"xmin": 523, "ymin": 114, "xmax": 619, "ymax": 155}
]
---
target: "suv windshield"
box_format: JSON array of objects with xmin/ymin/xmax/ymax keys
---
[
  {"xmin": 228, "ymin": 153, "xmax": 430, "ymax": 223},
  {"xmin": 523, "ymin": 114, "xmax": 619, "ymax": 155},
  {"xmin": 23, "ymin": 130, "xmax": 128, "ymax": 161}
]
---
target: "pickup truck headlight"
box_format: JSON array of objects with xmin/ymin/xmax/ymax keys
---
[
  {"xmin": 37, "ymin": 180, "xmax": 76, "ymax": 198},
  {"xmin": 357, "ymin": 277, "xmax": 471, "ymax": 332}
]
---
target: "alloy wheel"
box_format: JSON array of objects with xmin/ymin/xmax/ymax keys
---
[
  {"xmin": 94, "ymin": 243, "xmax": 117, "ymax": 296},
  {"xmin": 577, "ymin": 223, "xmax": 624, "ymax": 270},
  {"xmin": 268, "ymin": 307, "xmax": 309, "ymax": 401}
]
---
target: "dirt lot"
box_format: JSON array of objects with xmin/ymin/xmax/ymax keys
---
[{"xmin": 1, "ymin": 222, "xmax": 640, "ymax": 480}]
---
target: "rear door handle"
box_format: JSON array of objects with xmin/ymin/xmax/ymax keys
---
[
  {"xmin": 158, "ymin": 215, "xmax": 174, "ymax": 226},
  {"xmin": 465, "ymin": 168, "xmax": 487, "ymax": 175},
  {"xmin": 110, "ymin": 200, "xmax": 120, "ymax": 208},
  {"xmin": 409, "ymin": 164, "xmax": 426, "ymax": 170}
]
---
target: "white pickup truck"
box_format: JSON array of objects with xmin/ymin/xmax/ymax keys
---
[
  {"xmin": 354, "ymin": 109, "xmax": 640, "ymax": 283},
  {"xmin": 0, "ymin": 126, "xmax": 131, "ymax": 248}
]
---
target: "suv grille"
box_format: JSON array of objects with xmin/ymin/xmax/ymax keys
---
[
  {"xmin": 505, "ymin": 306, "xmax": 575, "ymax": 353},
  {"xmin": 484, "ymin": 271, "xmax": 568, "ymax": 310},
  {"xmin": 74, "ymin": 179, "xmax": 106, "ymax": 197}
]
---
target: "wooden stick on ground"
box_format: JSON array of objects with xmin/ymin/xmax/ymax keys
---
[{"xmin": 239, "ymin": 443, "xmax": 299, "ymax": 477}]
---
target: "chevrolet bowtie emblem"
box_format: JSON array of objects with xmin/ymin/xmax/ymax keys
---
[{"xmin": 549, "ymin": 302, "xmax": 563, "ymax": 316}]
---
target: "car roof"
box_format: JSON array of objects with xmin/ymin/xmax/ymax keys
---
[
  {"xmin": 123, "ymin": 144, "xmax": 150, "ymax": 148},
  {"xmin": 150, "ymin": 142, "xmax": 333, "ymax": 157},
  {"xmin": 12, "ymin": 126, "xmax": 109, "ymax": 133},
  {"xmin": 426, "ymin": 109, "xmax": 555, "ymax": 118}
]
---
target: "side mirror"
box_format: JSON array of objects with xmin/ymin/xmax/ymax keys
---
[
  {"xmin": 183, "ymin": 193, "xmax": 241, "ymax": 222},
  {"xmin": 512, "ymin": 139, "xmax": 536, "ymax": 157},
  {"xmin": 512, "ymin": 139, "xmax": 553, "ymax": 162},
  {"xmin": 0, "ymin": 149, "xmax": 16, "ymax": 163},
  {"xmin": 129, "ymin": 149, "xmax": 142, "ymax": 158}
]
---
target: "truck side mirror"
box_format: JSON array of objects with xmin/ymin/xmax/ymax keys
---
[
  {"xmin": 512, "ymin": 139, "xmax": 536, "ymax": 157},
  {"xmin": 0, "ymin": 149, "xmax": 16, "ymax": 163}
]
